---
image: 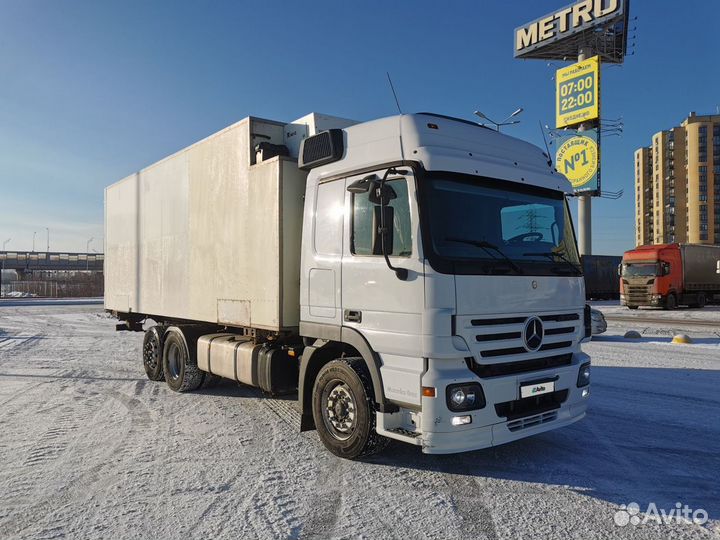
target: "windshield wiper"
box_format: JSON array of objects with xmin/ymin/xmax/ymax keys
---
[
  {"xmin": 522, "ymin": 249, "xmax": 582, "ymax": 274},
  {"xmin": 446, "ymin": 237, "xmax": 524, "ymax": 274}
]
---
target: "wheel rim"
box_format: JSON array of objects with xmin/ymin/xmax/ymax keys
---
[
  {"xmin": 143, "ymin": 335, "xmax": 158, "ymax": 370},
  {"xmin": 167, "ymin": 342, "xmax": 183, "ymax": 381},
  {"xmin": 321, "ymin": 379, "xmax": 357, "ymax": 441}
]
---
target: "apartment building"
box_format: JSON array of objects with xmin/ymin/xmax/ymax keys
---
[{"xmin": 635, "ymin": 112, "xmax": 720, "ymax": 245}]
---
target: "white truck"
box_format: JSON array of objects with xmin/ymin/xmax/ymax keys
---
[{"xmin": 105, "ymin": 112, "xmax": 591, "ymax": 459}]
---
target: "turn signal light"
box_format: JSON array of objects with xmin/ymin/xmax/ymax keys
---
[{"xmin": 422, "ymin": 386, "xmax": 436, "ymax": 398}]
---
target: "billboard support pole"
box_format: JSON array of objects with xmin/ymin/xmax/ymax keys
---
[{"xmin": 577, "ymin": 46, "xmax": 593, "ymax": 256}]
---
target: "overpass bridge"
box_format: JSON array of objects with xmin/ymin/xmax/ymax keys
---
[{"xmin": 0, "ymin": 251, "xmax": 104, "ymax": 272}]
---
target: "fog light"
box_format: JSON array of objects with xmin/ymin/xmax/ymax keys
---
[
  {"xmin": 451, "ymin": 415, "xmax": 472, "ymax": 426},
  {"xmin": 577, "ymin": 362, "xmax": 591, "ymax": 387},
  {"xmin": 582, "ymin": 388, "xmax": 590, "ymax": 398}
]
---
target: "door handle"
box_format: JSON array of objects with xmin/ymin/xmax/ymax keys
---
[{"xmin": 344, "ymin": 309, "xmax": 362, "ymax": 323}]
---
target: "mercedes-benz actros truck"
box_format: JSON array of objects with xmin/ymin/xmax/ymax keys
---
[{"xmin": 105, "ymin": 112, "xmax": 592, "ymax": 459}]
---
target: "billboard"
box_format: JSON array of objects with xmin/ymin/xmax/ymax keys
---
[
  {"xmin": 556, "ymin": 56, "xmax": 600, "ymax": 128},
  {"xmin": 514, "ymin": 0, "xmax": 629, "ymax": 63},
  {"xmin": 555, "ymin": 128, "xmax": 600, "ymax": 195}
]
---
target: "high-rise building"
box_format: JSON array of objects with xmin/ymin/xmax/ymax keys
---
[{"xmin": 634, "ymin": 112, "xmax": 720, "ymax": 246}]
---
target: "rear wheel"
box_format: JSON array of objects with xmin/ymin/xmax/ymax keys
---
[
  {"xmin": 163, "ymin": 327, "xmax": 204, "ymax": 392},
  {"xmin": 696, "ymin": 293, "xmax": 706, "ymax": 309},
  {"xmin": 312, "ymin": 358, "xmax": 389, "ymax": 460},
  {"xmin": 627, "ymin": 305, "xmax": 639, "ymax": 310},
  {"xmin": 142, "ymin": 326, "xmax": 165, "ymax": 381}
]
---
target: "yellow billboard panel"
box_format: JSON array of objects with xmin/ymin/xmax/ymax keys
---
[
  {"xmin": 555, "ymin": 129, "xmax": 600, "ymax": 194},
  {"xmin": 556, "ymin": 56, "xmax": 600, "ymax": 128}
]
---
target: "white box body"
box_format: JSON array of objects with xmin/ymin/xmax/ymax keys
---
[{"xmin": 104, "ymin": 117, "xmax": 307, "ymax": 332}]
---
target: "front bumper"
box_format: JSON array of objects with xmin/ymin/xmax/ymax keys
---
[
  {"xmin": 620, "ymin": 292, "xmax": 661, "ymax": 306},
  {"xmin": 419, "ymin": 353, "xmax": 590, "ymax": 454}
]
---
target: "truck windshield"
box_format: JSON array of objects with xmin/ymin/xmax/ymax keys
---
[
  {"xmin": 622, "ymin": 262, "xmax": 659, "ymax": 277},
  {"xmin": 420, "ymin": 173, "xmax": 581, "ymax": 276}
]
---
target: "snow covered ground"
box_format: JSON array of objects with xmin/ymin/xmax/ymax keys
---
[{"xmin": 0, "ymin": 300, "xmax": 718, "ymax": 539}]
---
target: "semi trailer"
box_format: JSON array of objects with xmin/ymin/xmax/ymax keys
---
[
  {"xmin": 582, "ymin": 255, "xmax": 622, "ymax": 300},
  {"xmin": 620, "ymin": 243, "xmax": 720, "ymax": 309},
  {"xmin": 105, "ymin": 112, "xmax": 592, "ymax": 459}
]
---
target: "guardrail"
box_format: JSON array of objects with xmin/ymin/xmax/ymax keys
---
[{"xmin": 0, "ymin": 251, "xmax": 104, "ymax": 271}]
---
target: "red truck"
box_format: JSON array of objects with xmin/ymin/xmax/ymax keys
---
[{"xmin": 620, "ymin": 243, "xmax": 720, "ymax": 310}]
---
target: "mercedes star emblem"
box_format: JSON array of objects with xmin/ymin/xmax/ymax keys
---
[{"xmin": 523, "ymin": 316, "xmax": 544, "ymax": 352}]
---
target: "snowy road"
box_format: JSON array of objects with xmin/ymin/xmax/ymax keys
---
[{"xmin": 0, "ymin": 301, "xmax": 718, "ymax": 539}]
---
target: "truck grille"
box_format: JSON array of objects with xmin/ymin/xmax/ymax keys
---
[
  {"xmin": 507, "ymin": 411, "xmax": 558, "ymax": 432},
  {"xmin": 495, "ymin": 389, "xmax": 569, "ymax": 421},
  {"xmin": 626, "ymin": 285, "xmax": 650, "ymax": 303},
  {"xmin": 455, "ymin": 310, "xmax": 582, "ymax": 366},
  {"xmin": 467, "ymin": 353, "xmax": 573, "ymax": 378}
]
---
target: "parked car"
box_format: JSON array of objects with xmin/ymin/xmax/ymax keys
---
[{"xmin": 590, "ymin": 308, "xmax": 607, "ymax": 335}]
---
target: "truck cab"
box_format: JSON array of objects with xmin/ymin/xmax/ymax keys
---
[
  {"xmin": 620, "ymin": 244, "xmax": 680, "ymax": 309},
  {"xmin": 297, "ymin": 113, "xmax": 591, "ymax": 456}
]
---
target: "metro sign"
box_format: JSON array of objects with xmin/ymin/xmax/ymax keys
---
[{"xmin": 514, "ymin": 0, "xmax": 630, "ymax": 63}]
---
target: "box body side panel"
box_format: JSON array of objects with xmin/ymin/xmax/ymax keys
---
[{"xmin": 105, "ymin": 120, "xmax": 304, "ymax": 331}]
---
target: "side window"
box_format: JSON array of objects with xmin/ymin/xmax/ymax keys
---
[
  {"xmin": 314, "ymin": 180, "xmax": 345, "ymax": 256},
  {"xmin": 351, "ymin": 178, "xmax": 412, "ymax": 257}
]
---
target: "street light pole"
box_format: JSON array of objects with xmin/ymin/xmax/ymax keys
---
[
  {"xmin": 46, "ymin": 228, "xmax": 50, "ymax": 252},
  {"xmin": 33, "ymin": 231, "xmax": 37, "ymax": 252},
  {"xmin": 86, "ymin": 237, "xmax": 94, "ymax": 270},
  {"xmin": 473, "ymin": 108, "xmax": 524, "ymax": 131},
  {"xmin": 0, "ymin": 238, "xmax": 8, "ymax": 298}
]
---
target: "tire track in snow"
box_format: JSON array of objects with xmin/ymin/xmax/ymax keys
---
[{"xmin": 0, "ymin": 383, "xmax": 150, "ymax": 539}]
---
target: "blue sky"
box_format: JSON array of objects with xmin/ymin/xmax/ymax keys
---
[{"xmin": 1, "ymin": 0, "xmax": 718, "ymax": 254}]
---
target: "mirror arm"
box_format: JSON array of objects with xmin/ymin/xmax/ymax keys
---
[{"xmin": 379, "ymin": 167, "xmax": 408, "ymax": 281}]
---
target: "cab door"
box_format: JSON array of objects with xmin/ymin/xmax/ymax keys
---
[
  {"xmin": 341, "ymin": 169, "xmax": 424, "ymax": 356},
  {"xmin": 303, "ymin": 178, "xmax": 345, "ymax": 327}
]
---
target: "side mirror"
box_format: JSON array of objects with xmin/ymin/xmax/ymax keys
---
[
  {"xmin": 716, "ymin": 260, "xmax": 720, "ymax": 274},
  {"xmin": 347, "ymin": 174, "xmax": 377, "ymax": 194},
  {"xmin": 617, "ymin": 264, "xmax": 622, "ymax": 277},
  {"xmin": 372, "ymin": 206, "xmax": 394, "ymax": 255},
  {"xmin": 662, "ymin": 263, "xmax": 670, "ymax": 276},
  {"xmin": 368, "ymin": 182, "xmax": 397, "ymax": 205}
]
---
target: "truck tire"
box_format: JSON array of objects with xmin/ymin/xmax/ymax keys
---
[
  {"xmin": 627, "ymin": 305, "xmax": 638, "ymax": 310},
  {"xmin": 696, "ymin": 293, "xmax": 706, "ymax": 309},
  {"xmin": 312, "ymin": 358, "xmax": 389, "ymax": 460},
  {"xmin": 163, "ymin": 327, "xmax": 204, "ymax": 392},
  {"xmin": 665, "ymin": 294, "xmax": 677, "ymax": 310},
  {"xmin": 142, "ymin": 326, "xmax": 165, "ymax": 381}
]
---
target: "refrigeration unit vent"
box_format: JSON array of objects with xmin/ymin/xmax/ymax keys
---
[{"xmin": 298, "ymin": 129, "xmax": 344, "ymax": 170}]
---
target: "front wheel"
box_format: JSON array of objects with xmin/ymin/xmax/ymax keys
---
[
  {"xmin": 665, "ymin": 294, "xmax": 677, "ymax": 310},
  {"xmin": 312, "ymin": 358, "xmax": 389, "ymax": 459}
]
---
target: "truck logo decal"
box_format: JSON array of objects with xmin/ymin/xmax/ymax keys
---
[{"xmin": 524, "ymin": 316, "xmax": 544, "ymax": 352}]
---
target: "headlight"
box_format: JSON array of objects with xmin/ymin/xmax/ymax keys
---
[
  {"xmin": 577, "ymin": 362, "xmax": 591, "ymax": 387},
  {"xmin": 446, "ymin": 383, "xmax": 485, "ymax": 412}
]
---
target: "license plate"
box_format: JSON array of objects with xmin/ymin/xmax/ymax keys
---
[{"xmin": 520, "ymin": 380, "xmax": 555, "ymax": 399}]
